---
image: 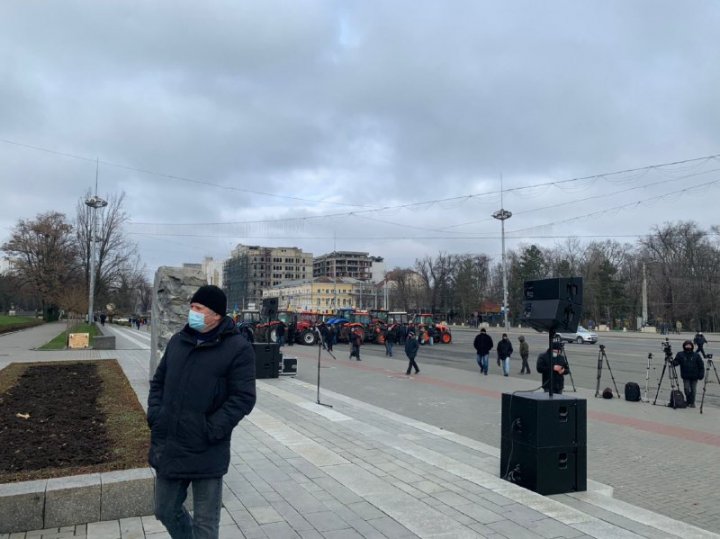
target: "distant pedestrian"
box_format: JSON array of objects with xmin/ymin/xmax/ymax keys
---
[
  {"xmin": 694, "ymin": 332, "xmax": 708, "ymax": 358},
  {"xmin": 384, "ymin": 325, "xmax": 396, "ymax": 357},
  {"xmin": 518, "ymin": 335, "xmax": 530, "ymax": 374},
  {"xmin": 349, "ymin": 330, "xmax": 363, "ymax": 360},
  {"xmin": 287, "ymin": 321, "xmax": 296, "ymax": 346},
  {"xmin": 405, "ymin": 331, "xmax": 420, "ymax": 375},
  {"xmin": 276, "ymin": 322, "xmax": 286, "ymax": 347},
  {"xmin": 473, "ymin": 328, "xmax": 493, "ymax": 375},
  {"xmin": 327, "ymin": 325, "xmax": 335, "ymax": 352},
  {"xmin": 496, "ymin": 333, "xmax": 513, "ymax": 377},
  {"xmin": 537, "ymin": 342, "xmax": 570, "ymax": 394},
  {"xmin": 397, "ymin": 324, "xmax": 407, "ymax": 345},
  {"xmin": 100, "ymin": 313, "xmax": 106, "ymax": 326},
  {"xmin": 673, "ymin": 340, "xmax": 705, "ymax": 408}
]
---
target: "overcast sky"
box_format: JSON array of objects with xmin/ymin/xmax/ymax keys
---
[{"xmin": 1, "ymin": 1, "xmax": 719, "ymax": 277}]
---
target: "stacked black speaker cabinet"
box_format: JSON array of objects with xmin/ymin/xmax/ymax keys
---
[
  {"xmin": 500, "ymin": 392, "xmax": 587, "ymax": 495},
  {"xmin": 522, "ymin": 277, "xmax": 583, "ymax": 333},
  {"xmin": 253, "ymin": 342, "xmax": 280, "ymax": 379}
]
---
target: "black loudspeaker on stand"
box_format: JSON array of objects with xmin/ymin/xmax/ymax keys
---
[
  {"xmin": 501, "ymin": 392, "xmax": 587, "ymax": 495},
  {"xmin": 253, "ymin": 342, "xmax": 280, "ymax": 379}
]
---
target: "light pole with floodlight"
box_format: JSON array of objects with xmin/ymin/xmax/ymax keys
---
[
  {"xmin": 85, "ymin": 195, "xmax": 107, "ymax": 324},
  {"xmin": 492, "ymin": 207, "xmax": 512, "ymax": 332}
]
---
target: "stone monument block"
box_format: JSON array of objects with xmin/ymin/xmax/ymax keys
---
[{"xmin": 149, "ymin": 266, "xmax": 206, "ymax": 378}]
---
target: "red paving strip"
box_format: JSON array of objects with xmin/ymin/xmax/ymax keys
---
[{"xmin": 311, "ymin": 354, "xmax": 720, "ymax": 448}]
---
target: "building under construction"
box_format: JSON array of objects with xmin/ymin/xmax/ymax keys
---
[
  {"xmin": 223, "ymin": 244, "xmax": 313, "ymax": 310},
  {"xmin": 313, "ymin": 251, "xmax": 385, "ymax": 282}
]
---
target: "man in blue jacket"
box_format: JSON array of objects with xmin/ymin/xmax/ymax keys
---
[{"xmin": 148, "ymin": 285, "xmax": 256, "ymax": 539}]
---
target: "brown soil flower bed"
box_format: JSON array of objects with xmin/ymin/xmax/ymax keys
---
[{"xmin": 0, "ymin": 359, "xmax": 150, "ymax": 483}]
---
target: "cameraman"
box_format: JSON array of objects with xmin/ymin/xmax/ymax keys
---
[
  {"xmin": 537, "ymin": 341, "xmax": 570, "ymax": 394},
  {"xmin": 673, "ymin": 340, "xmax": 705, "ymax": 408}
]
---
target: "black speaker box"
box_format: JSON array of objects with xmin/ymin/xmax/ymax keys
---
[
  {"xmin": 281, "ymin": 357, "xmax": 297, "ymax": 375},
  {"xmin": 523, "ymin": 277, "xmax": 583, "ymax": 305},
  {"xmin": 261, "ymin": 298, "xmax": 279, "ymax": 320},
  {"xmin": 500, "ymin": 438, "xmax": 587, "ymax": 495},
  {"xmin": 253, "ymin": 342, "xmax": 280, "ymax": 379},
  {"xmin": 501, "ymin": 392, "xmax": 586, "ymax": 447},
  {"xmin": 500, "ymin": 392, "xmax": 587, "ymax": 495},
  {"xmin": 522, "ymin": 278, "xmax": 583, "ymax": 333}
]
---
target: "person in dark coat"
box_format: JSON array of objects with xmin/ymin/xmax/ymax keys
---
[
  {"xmin": 148, "ymin": 285, "xmax": 256, "ymax": 539},
  {"xmin": 693, "ymin": 332, "xmax": 708, "ymax": 358},
  {"xmin": 518, "ymin": 335, "xmax": 530, "ymax": 374},
  {"xmin": 673, "ymin": 340, "xmax": 705, "ymax": 407},
  {"xmin": 384, "ymin": 325, "xmax": 396, "ymax": 357},
  {"xmin": 349, "ymin": 329, "xmax": 363, "ymax": 360},
  {"xmin": 275, "ymin": 321, "xmax": 286, "ymax": 346},
  {"xmin": 286, "ymin": 321, "xmax": 296, "ymax": 346},
  {"xmin": 537, "ymin": 342, "xmax": 570, "ymax": 394},
  {"xmin": 473, "ymin": 328, "xmax": 493, "ymax": 375},
  {"xmin": 396, "ymin": 323, "xmax": 407, "ymax": 345},
  {"xmin": 326, "ymin": 324, "xmax": 335, "ymax": 352},
  {"xmin": 405, "ymin": 331, "xmax": 420, "ymax": 375},
  {"xmin": 496, "ymin": 333, "xmax": 513, "ymax": 376}
]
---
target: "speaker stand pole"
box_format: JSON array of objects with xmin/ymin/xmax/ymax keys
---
[
  {"xmin": 315, "ymin": 328, "xmax": 333, "ymax": 408},
  {"xmin": 644, "ymin": 353, "xmax": 652, "ymax": 402},
  {"xmin": 549, "ymin": 330, "xmax": 555, "ymax": 398}
]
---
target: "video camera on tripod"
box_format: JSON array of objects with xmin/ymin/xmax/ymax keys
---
[{"xmin": 661, "ymin": 339, "xmax": 673, "ymax": 358}]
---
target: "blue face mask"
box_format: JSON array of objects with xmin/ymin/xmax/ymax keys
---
[{"xmin": 188, "ymin": 310, "xmax": 206, "ymax": 331}]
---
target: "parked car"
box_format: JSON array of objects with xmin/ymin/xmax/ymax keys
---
[{"xmin": 556, "ymin": 325, "xmax": 598, "ymax": 344}]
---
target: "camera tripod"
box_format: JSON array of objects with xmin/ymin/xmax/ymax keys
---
[
  {"xmin": 555, "ymin": 341, "xmax": 577, "ymax": 392},
  {"xmin": 699, "ymin": 355, "xmax": 720, "ymax": 414},
  {"xmin": 652, "ymin": 350, "xmax": 682, "ymax": 406},
  {"xmin": 594, "ymin": 344, "xmax": 620, "ymax": 398}
]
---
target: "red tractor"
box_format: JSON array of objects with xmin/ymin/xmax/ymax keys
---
[{"xmin": 255, "ymin": 310, "xmax": 324, "ymax": 345}]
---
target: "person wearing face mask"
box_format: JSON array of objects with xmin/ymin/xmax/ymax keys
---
[
  {"xmin": 537, "ymin": 341, "xmax": 570, "ymax": 394},
  {"xmin": 673, "ymin": 340, "xmax": 705, "ymax": 408},
  {"xmin": 147, "ymin": 284, "xmax": 256, "ymax": 539}
]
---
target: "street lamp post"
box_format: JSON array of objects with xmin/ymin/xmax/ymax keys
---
[
  {"xmin": 85, "ymin": 195, "xmax": 108, "ymax": 325},
  {"xmin": 492, "ymin": 208, "xmax": 512, "ymax": 332}
]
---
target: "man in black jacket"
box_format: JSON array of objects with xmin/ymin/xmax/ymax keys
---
[
  {"xmin": 674, "ymin": 340, "xmax": 705, "ymax": 408},
  {"xmin": 496, "ymin": 333, "xmax": 513, "ymax": 377},
  {"xmin": 405, "ymin": 331, "xmax": 420, "ymax": 375},
  {"xmin": 148, "ymin": 285, "xmax": 256, "ymax": 539},
  {"xmin": 537, "ymin": 342, "xmax": 570, "ymax": 394},
  {"xmin": 473, "ymin": 328, "xmax": 493, "ymax": 375}
]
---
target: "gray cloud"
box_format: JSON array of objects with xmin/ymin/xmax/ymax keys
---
[{"xmin": 1, "ymin": 1, "xmax": 719, "ymax": 274}]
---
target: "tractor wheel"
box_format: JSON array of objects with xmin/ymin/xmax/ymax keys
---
[
  {"xmin": 441, "ymin": 332, "xmax": 452, "ymax": 344},
  {"xmin": 269, "ymin": 328, "xmax": 278, "ymax": 343},
  {"xmin": 301, "ymin": 329, "xmax": 317, "ymax": 345}
]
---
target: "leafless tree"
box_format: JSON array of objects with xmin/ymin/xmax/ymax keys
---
[{"xmin": 76, "ymin": 191, "xmax": 142, "ymax": 312}]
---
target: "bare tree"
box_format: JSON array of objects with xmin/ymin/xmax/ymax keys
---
[
  {"xmin": 2, "ymin": 212, "xmax": 80, "ymax": 320},
  {"xmin": 76, "ymin": 191, "xmax": 141, "ymax": 311},
  {"xmin": 415, "ymin": 253, "xmax": 457, "ymax": 314}
]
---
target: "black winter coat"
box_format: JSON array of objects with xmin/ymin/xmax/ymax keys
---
[
  {"xmin": 473, "ymin": 333, "xmax": 494, "ymax": 355},
  {"xmin": 673, "ymin": 351, "xmax": 705, "ymax": 381},
  {"xmin": 405, "ymin": 338, "xmax": 419, "ymax": 359},
  {"xmin": 497, "ymin": 338, "xmax": 513, "ymax": 358},
  {"xmin": 536, "ymin": 351, "xmax": 570, "ymax": 393},
  {"xmin": 147, "ymin": 317, "xmax": 256, "ymax": 479}
]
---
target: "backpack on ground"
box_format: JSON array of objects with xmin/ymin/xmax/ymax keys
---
[
  {"xmin": 624, "ymin": 382, "xmax": 641, "ymax": 402},
  {"xmin": 602, "ymin": 387, "xmax": 614, "ymax": 399},
  {"xmin": 668, "ymin": 389, "xmax": 687, "ymax": 409}
]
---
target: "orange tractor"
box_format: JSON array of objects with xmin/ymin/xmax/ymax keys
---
[{"xmin": 410, "ymin": 313, "xmax": 452, "ymax": 344}]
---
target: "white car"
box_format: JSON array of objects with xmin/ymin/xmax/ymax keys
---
[{"xmin": 556, "ymin": 325, "xmax": 598, "ymax": 344}]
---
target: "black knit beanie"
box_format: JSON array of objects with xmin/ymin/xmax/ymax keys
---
[{"xmin": 190, "ymin": 285, "xmax": 227, "ymax": 315}]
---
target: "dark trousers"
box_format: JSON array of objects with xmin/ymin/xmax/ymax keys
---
[
  {"xmin": 683, "ymin": 379, "xmax": 698, "ymax": 406},
  {"xmin": 406, "ymin": 356, "xmax": 419, "ymax": 374},
  {"xmin": 155, "ymin": 476, "xmax": 223, "ymax": 539},
  {"xmin": 520, "ymin": 355, "xmax": 530, "ymax": 373}
]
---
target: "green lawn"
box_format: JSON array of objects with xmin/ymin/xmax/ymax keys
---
[
  {"xmin": 39, "ymin": 323, "xmax": 101, "ymax": 350},
  {"xmin": 0, "ymin": 315, "xmax": 37, "ymax": 327}
]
